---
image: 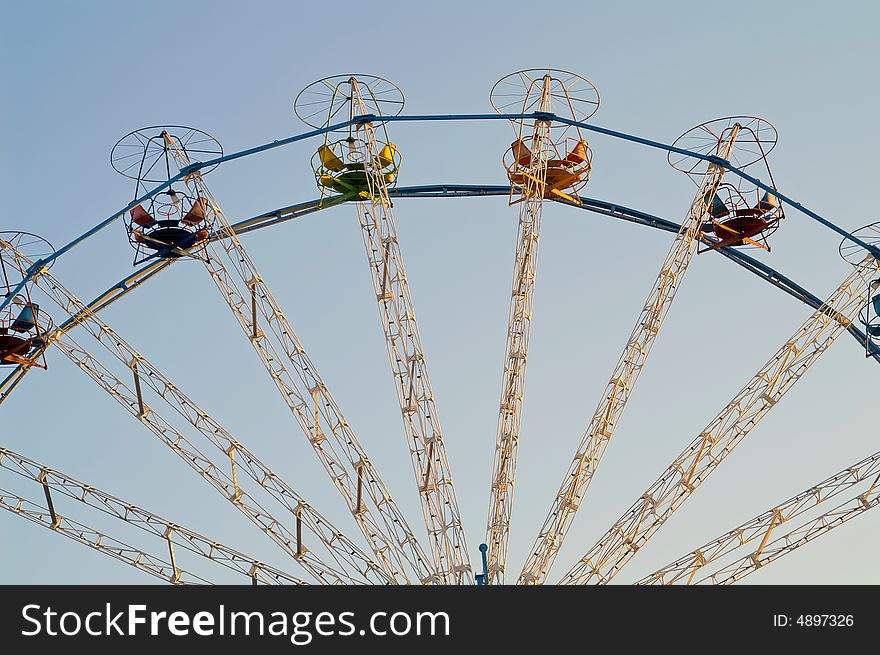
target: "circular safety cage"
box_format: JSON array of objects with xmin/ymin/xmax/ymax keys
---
[
  {"xmin": 502, "ymin": 135, "xmax": 593, "ymax": 204},
  {"xmin": 668, "ymin": 117, "xmax": 785, "ymax": 254},
  {"xmin": 492, "ymin": 69, "xmax": 600, "ymax": 207},
  {"xmin": 126, "ymin": 190, "xmax": 212, "ymax": 264},
  {"xmin": 294, "ymin": 74, "xmax": 405, "ymax": 131},
  {"xmin": 111, "ymin": 126, "xmax": 223, "ymax": 183},
  {"xmin": 0, "ymin": 232, "xmax": 55, "ymax": 370},
  {"xmin": 696, "ymin": 180, "xmax": 785, "ymax": 253},
  {"xmin": 111, "ymin": 125, "xmax": 222, "ymax": 264}
]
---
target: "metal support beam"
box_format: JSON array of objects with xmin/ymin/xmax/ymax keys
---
[
  {"xmin": 559, "ymin": 254, "xmax": 880, "ymax": 584},
  {"xmin": 0, "ymin": 446, "xmax": 307, "ymax": 585},
  {"xmin": 163, "ymin": 139, "xmax": 434, "ymax": 584},
  {"xmin": 5, "ymin": 245, "xmax": 386, "ymax": 585},
  {"xmin": 520, "ymin": 126, "xmax": 742, "ymax": 584},
  {"xmin": 639, "ymin": 451, "xmax": 880, "ymax": 585}
]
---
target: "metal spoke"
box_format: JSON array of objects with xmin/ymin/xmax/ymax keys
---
[
  {"xmin": 639, "ymin": 448, "xmax": 880, "ymax": 585},
  {"xmin": 163, "ymin": 134, "xmax": 436, "ymax": 584},
  {"xmin": 559, "ymin": 254, "xmax": 879, "ymax": 584},
  {"xmin": 0, "ymin": 446, "xmax": 308, "ymax": 585},
  {"xmin": 310, "ymin": 75, "xmax": 472, "ymax": 584},
  {"xmin": 520, "ymin": 120, "xmax": 742, "ymax": 585}
]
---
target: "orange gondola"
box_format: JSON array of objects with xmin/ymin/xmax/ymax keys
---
[{"xmin": 505, "ymin": 138, "xmax": 593, "ymax": 204}]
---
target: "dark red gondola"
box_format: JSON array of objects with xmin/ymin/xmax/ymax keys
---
[
  {"xmin": 127, "ymin": 192, "xmax": 211, "ymax": 262},
  {"xmin": 699, "ymin": 189, "xmax": 783, "ymax": 253}
]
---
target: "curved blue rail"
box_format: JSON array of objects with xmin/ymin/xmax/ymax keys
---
[
  {"xmin": 4, "ymin": 111, "xmax": 874, "ymax": 317},
  {"xmin": 5, "ymin": 184, "xmax": 877, "ymax": 406},
  {"xmin": 6, "ymin": 185, "xmax": 874, "ymax": 382}
]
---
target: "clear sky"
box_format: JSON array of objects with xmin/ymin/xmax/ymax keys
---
[{"xmin": 1, "ymin": 0, "xmax": 878, "ymax": 584}]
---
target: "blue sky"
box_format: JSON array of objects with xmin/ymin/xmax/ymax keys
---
[{"xmin": 1, "ymin": 0, "xmax": 878, "ymax": 584}]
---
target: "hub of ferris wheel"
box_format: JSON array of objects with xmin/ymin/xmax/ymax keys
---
[
  {"xmin": 0, "ymin": 232, "xmax": 56, "ymax": 371},
  {"xmin": 110, "ymin": 126, "xmax": 223, "ymax": 264}
]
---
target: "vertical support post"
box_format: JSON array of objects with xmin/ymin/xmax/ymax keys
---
[
  {"xmin": 685, "ymin": 551, "xmax": 706, "ymax": 585},
  {"xmin": 858, "ymin": 473, "xmax": 880, "ymax": 508},
  {"xmin": 422, "ymin": 441, "xmax": 434, "ymax": 492},
  {"xmin": 311, "ymin": 387, "xmax": 321, "ymax": 440},
  {"xmin": 355, "ymin": 463, "xmax": 364, "ymax": 515},
  {"xmin": 752, "ymin": 509, "xmax": 784, "ymax": 564},
  {"xmin": 683, "ymin": 432, "xmax": 712, "ymax": 489},
  {"xmin": 227, "ymin": 445, "xmax": 241, "ymax": 501},
  {"xmin": 249, "ymin": 280, "xmax": 258, "ymax": 340},
  {"xmin": 379, "ymin": 238, "xmax": 392, "ymax": 300},
  {"xmin": 405, "ymin": 357, "xmax": 417, "ymax": 413},
  {"xmin": 165, "ymin": 527, "xmax": 180, "ymax": 583},
  {"xmin": 130, "ymin": 358, "xmax": 145, "ymax": 417},
  {"xmin": 295, "ymin": 506, "xmax": 304, "ymax": 559},
  {"xmin": 39, "ymin": 470, "xmax": 60, "ymax": 529}
]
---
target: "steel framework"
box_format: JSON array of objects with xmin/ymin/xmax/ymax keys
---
[
  {"xmin": 519, "ymin": 119, "xmax": 749, "ymax": 584},
  {"xmin": 638, "ymin": 447, "xmax": 880, "ymax": 584},
  {"xmin": 559, "ymin": 254, "xmax": 879, "ymax": 584},
  {"xmin": 5, "ymin": 244, "xmax": 386, "ymax": 585},
  {"xmin": 0, "ymin": 447, "xmax": 307, "ymax": 585},
  {"xmin": 161, "ymin": 134, "xmax": 435, "ymax": 584},
  {"xmin": 2, "ymin": 86, "xmax": 878, "ymax": 586},
  {"xmin": 486, "ymin": 70, "xmax": 599, "ymax": 583},
  {"xmin": 299, "ymin": 75, "xmax": 471, "ymax": 584}
]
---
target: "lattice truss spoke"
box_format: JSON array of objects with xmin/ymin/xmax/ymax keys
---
[
  {"xmin": 484, "ymin": 69, "xmax": 599, "ymax": 584},
  {"xmin": 486, "ymin": 80, "xmax": 552, "ymax": 585},
  {"xmin": 0, "ymin": 259, "xmax": 173, "ymax": 407},
  {"xmin": 1, "ymin": 490, "xmax": 209, "ymax": 585},
  {"xmin": 5, "ymin": 245, "xmax": 389, "ymax": 586},
  {"xmin": 639, "ymin": 448, "xmax": 880, "ymax": 585},
  {"xmin": 0, "ymin": 199, "xmax": 343, "ymax": 409},
  {"xmin": 0, "ymin": 447, "xmax": 307, "ymax": 585},
  {"xmin": 303, "ymin": 75, "xmax": 471, "ymax": 584},
  {"xmin": 353, "ymin": 92, "xmax": 470, "ymax": 586},
  {"xmin": 559, "ymin": 254, "xmax": 879, "ymax": 584},
  {"xmin": 160, "ymin": 134, "xmax": 436, "ymax": 584},
  {"xmin": 519, "ymin": 120, "xmax": 747, "ymax": 585}
]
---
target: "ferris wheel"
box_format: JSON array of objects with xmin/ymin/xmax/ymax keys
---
[{"xmin": 2, "ymin": 69, "xmax": 879, "ymax": 586}]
